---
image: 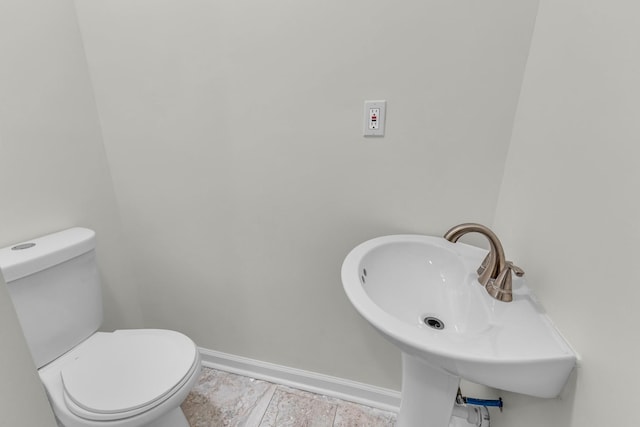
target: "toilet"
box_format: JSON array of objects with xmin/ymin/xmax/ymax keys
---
[{"xmin": 0, "ymin": 228, "xmax": 201, "ymax": 427}]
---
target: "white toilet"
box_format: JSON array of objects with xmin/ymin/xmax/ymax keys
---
[{"xmin": 0, "ymin": 228, "xmax": 201, "ymax": 427}]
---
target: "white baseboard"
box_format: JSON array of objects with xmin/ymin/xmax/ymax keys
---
[{"xmin": 198, "ymin": 347, "xmax": 401, "ymax": 413}]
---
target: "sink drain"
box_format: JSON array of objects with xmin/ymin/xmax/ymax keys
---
[{"xmin": 423, "ymin": 316, "xmax": 445, "ymax": 330}]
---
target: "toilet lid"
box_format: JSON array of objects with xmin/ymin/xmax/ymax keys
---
[{"xmin": 60, "ymin": 330, "xmax": 197, "ymax": 420}]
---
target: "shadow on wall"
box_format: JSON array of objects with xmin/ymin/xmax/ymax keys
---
[{"xmin": 492, "ymin": 368, "xmax": 578, "ymax": 427}]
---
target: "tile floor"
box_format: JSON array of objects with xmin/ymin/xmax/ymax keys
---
[{"xmin": 181, "ymin": 367, "xmax": 397, "ymax": 427}]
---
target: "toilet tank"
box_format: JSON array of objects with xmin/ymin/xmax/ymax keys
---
[{"xmin": 0, "ymin": 228, "xmax": 103, "ymax": 368}]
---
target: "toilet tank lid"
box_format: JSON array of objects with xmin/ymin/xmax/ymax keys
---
[{"xmin": 0, "ymin": 227, "xmax": 96, "ymax": 283}]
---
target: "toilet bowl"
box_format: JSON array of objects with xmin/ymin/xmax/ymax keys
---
[
  {"xmin": 39, "ymin": 330, "xmax": 201, "ymax": 427},
  {"xmin": 0, "ymin": 228, "xmax": 202, "ymax": 427}
]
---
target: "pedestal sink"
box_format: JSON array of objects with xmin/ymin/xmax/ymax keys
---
[{"xmin": 341, "ymin": 235, "xmax": 576, "ymax": 427}]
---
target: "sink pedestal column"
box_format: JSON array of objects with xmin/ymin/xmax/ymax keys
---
[{"xmin": 398, "ymin": 353, "xmax": 460, "ymax": 427}]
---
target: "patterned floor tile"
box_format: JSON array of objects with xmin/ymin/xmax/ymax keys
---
[
  {"xmin": 333, "ymin": 401, "xmax": 396, "ymax": 427},
  {"xmin": 259, "ymin": 386, "xmax": 338, "ymax": 427},
  {"xmin": 182, "ymin": 368, "xmax": 276, "ymax": 426},
  {"xmin": 183, "ymin": 368, "xmax": 397, "ymax": 427}
]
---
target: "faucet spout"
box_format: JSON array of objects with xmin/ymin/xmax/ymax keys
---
[
  {"xmin": 444, "ymin": 223, "xmax": 522, "ymax": 302},
  {"xmin": 444, "ymin": 223, "xmax": 506, "ymax": 286}
]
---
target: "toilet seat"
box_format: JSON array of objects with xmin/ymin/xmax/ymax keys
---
[{"xmin": 58, "ymin": 330, "xmax": 198, "ymax": 422}]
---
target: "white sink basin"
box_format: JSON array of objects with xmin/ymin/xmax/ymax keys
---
[{"xmin": 342, "ymin": 235, "xmax": 576, "ymax": 426}]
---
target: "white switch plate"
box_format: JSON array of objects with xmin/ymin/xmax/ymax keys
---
[{"xmin": 363, "ymin": 100, "xmax": 386, "ymax": 136}]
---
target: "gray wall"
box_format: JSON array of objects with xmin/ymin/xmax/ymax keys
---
[
  {"xmin": 0, "ymin": 0, "xmax": 142, "ymax": 330},
  {"xmin": 0, "ymin": 0, "xmax": 141, "ymax": 421},
  {"xmin": 492, "ymin": 0, "xmax": 640, "ymax": 424},
  {"xmin": 74, "ymin": 0, "xmax": 539, "ymax": 390}
]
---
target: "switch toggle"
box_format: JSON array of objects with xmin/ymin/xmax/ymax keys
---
[{"xmin": 363, "ymin": 100, "xmax": 386, "ymax": 136}]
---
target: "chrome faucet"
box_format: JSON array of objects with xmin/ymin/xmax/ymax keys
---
[{"xmin": 444, "ymin": 223, "xmax": 524, "ymax": 302}]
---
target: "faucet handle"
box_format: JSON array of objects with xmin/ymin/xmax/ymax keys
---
[
  {"xmin": 486, "ymin": 266, "xmax": 514, "ymax": 302},
  {"xmin": 486, "ymin": 262, "xmax": 523, "ymax": 303},
  {"xmin": 506, "ymin": 261, "xmax": 524, "ymax": 277}
]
